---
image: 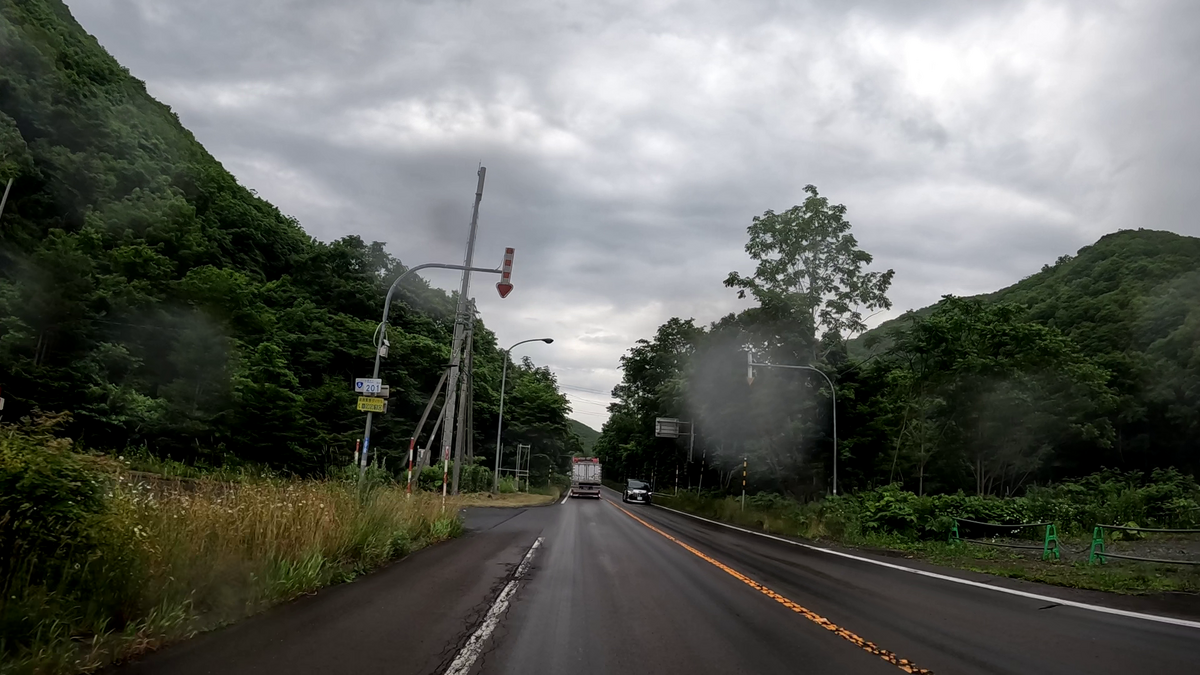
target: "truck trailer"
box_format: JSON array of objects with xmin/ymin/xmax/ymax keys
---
[{"xmin": 570, "ymin": 457, "xmax": 602, "ymax": 499}]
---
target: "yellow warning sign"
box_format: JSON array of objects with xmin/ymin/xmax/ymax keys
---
[{"xmin": 357, "ymin": 396, "xmax": 386, "ymax": 413}]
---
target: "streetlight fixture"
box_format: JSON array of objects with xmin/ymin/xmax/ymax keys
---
[
  {"xmin": 747, "ymin": 351, "xmax": 839, "ymax": 495},
  {"xmin": 493, "ymin": 337, "xmax": 554, "ymax": 492}
]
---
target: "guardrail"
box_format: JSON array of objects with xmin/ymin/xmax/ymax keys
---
[
  {"xmin": 1088, "ymin": 525, "xmax": 1200, "ymax": 565},
  {"xmin": 949, "ymin": 517, "xmax": 1061, "ymax": 561}
]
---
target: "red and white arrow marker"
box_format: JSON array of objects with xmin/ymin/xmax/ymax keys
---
[{"xmin": 496, "ymin": 247, "xmax": 515, "ymax": 298}]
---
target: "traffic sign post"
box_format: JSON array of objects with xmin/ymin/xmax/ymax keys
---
[{"xmin": 496, "ymin": 247, "xmax": 515, "ymax": 298}]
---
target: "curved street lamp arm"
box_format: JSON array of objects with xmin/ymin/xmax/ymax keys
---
[
  {"xmin": 492, "ymin": 337, "xmax": 554, "ymax": 492},
  {"xmin": 369, "ymin": 263, "xmax": 501, "ymax": 379},
  {"xmin": 747, "ymin": 358, "xmax": 839, "ymax": 495}
]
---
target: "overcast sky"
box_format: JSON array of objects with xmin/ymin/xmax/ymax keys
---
[{"xmin": 72, "ymin": 0, "xmax": 1200, "ymax": 428}]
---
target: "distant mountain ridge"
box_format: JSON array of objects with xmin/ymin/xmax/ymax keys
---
[{"xmin": 856, "ymin": 229, "xmax": 1200, "ymax": 352}]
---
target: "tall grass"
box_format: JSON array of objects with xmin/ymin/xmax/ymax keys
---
[{"xmin": 1, "ymin": 420, "xmax": 462, "ymax": 675}]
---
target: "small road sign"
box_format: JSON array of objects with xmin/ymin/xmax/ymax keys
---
[
  {"xmin": 655, "ymin": 417, "xmax": 681, "ymax": 438},
  {"xmin": 355, "ymin": 378, "xmax": 383, "ymax": 394},
  {"xmin": 496, "ymin": 247, "xmax": 515, "ymax": 298},
  {"xmin": 357, "ymin": 396, "xmax": 387, "ymax": 413}
]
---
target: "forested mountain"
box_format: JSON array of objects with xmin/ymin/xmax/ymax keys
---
[
  {"xmin": 857, "ymin": 229, "xmax": 1200, "ymax": 480},
  {"xmin": 596, "ymin": 191, "xmax": 1198, "ymax": 498},
  {"xmin": 569, "ymin": 419, "xmax": 601, "ymax": 454},
  {"xmin": 0, "ymin": 0, "xmax": 579, "ymax": 474}
]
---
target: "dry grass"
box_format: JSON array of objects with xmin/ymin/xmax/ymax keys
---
[{"xmin": 4, "ymin": 473, "xmax": 462, "ymax": 675}]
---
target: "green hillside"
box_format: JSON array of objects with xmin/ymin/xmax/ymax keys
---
[
  {"xmin": 569, "ymin": 418, "xmax": 601, "ymax": 454},
  {"xmin": 0, "ymin": 0, "xmax": 578, "ymax": 471},
  {"xmin": 856, "ymin": 228, "xmax": 1200, "ymax": 473}
]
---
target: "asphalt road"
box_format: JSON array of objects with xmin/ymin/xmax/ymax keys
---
[{"xmin": 117, "ymin": 488, "xmax": 1200, "ymax": 675}]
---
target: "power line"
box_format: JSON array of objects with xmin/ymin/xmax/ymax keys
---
[
  {"xmin": 563, "ymin": 394, "xmax": 611, "ymax": 408},
  {"xmin": 559, "ymin": 383, "xmax": 612, "ymax": 396}
]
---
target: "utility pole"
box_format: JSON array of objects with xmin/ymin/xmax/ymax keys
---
[
  {"xmin": 466, "ymin": 301, "xmax": 477, "ymax": 460},
  {"xmin": 438, "ymin": 167, "xmax": 486, "ymax": 503},
  {"xmin": 465, "ymin": 335, "xmax": 475, "ymax": 460},
  {"xmin": 451, "ymin": 301, "xmax": 477, "ymax": 494}
]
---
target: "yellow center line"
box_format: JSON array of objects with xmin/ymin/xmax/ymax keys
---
[{"xmin": 606, "ymin": 499, "xmax": 933, "ymax": 675}]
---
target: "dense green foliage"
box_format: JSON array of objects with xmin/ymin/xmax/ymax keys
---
[
  {"xmin": 597, "ymin": 189, "xmax": 1198, "ymax": 498},
  {"xmin": 0, "ymin": 0, "xmax": 579, "ymax": 474},
  {"xmin": 663, "ymin": 468, "xmax": 1200, "ymax": 542}
]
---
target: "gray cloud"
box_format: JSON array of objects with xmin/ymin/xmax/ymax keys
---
[{"xmin": 71, "ymin": 0, "xmax": 1200, "ymax": 427}]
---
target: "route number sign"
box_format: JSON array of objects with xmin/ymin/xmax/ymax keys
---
[{"xmin": 355, "ymin": 378, "xmax": 382, "ymax": 394}]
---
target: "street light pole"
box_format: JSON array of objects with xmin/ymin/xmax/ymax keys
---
[
  {"xmin": 492, "ymin": 337, "xmax": 554, "ymax": 492},
  {"xmin": 747, "ymin": 353, "xmax": 839, "ymax": 495}
]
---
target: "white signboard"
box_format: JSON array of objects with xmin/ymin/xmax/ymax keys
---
[
  {"xmin": 655, "ymin": 417, "xmax": 681, "ymax": 438},
  {"xmin": 354, "ymin": 378, "xmax": 383, "ymax": 394}
]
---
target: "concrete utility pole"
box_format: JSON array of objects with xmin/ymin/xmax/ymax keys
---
[
  {"xmin": 451, "ymin": 301, "xmax": 477, "ymax": 494},
  {"xmin": 465, "ymin": 329, "xmax": 475, "ymax": 460},
  {"xmin": 438, "ymin": 167, "xmax": 486, "ymax": 501}
]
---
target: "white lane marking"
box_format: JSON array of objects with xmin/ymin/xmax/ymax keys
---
[
  {"xmin": 561, "ymin": 492, "xmax": 570, "ymax": 504},
  {"xmin": 653, "ymin": 505, "xmax": 1200, "ymax": 631},
  {"xmin": 443, "ymin": 537, "xmax": 543, "ymax": 675}
]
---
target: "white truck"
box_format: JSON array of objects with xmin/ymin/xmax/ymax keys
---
[{"xmin": 569, "ymin": 457, "xmax": 602, "ymax": 499}]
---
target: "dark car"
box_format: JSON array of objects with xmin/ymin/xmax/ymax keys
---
[{"xmin": 622, "ymin": 479, "xmax": 653, "ymax": 504}]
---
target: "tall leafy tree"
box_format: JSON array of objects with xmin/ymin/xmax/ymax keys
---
[{"xmin": 724, "ymin": 184, "xmax": 894, "ymax": 360}]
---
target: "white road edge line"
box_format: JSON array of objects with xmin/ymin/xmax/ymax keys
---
[
  {"xmin": 561, "ymin": 492, "xmax": 570, "ymax": 504},
  {"xmin": 653, "ymin": 504, "xmax": 1200, "ymax": 631},
  {"xmin": 443, "ymin": 537, "xmax": 544, "ymax": 675}
]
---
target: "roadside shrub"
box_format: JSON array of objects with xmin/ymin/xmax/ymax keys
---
[
  {"xmin": 748, "ymin": 492, "xmax": 790, "ymax": 511},
  {"xmin": 658, "ymin": 468, "xmax": 1200, "ymax": 546},
  {"xmin": 418, "ymin": 465, "xmax": 444, "ymax": 491},
  {"xmin": 0, "ymin": 416, "xmax": 108, "ymax": 581},
  {"xmin": 414, "ymin": 462, "xmax": 494, "ymax": 493},
  {"xmin": 458, "ymin": 462, "xmax": 494, "ymax": 493}
]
